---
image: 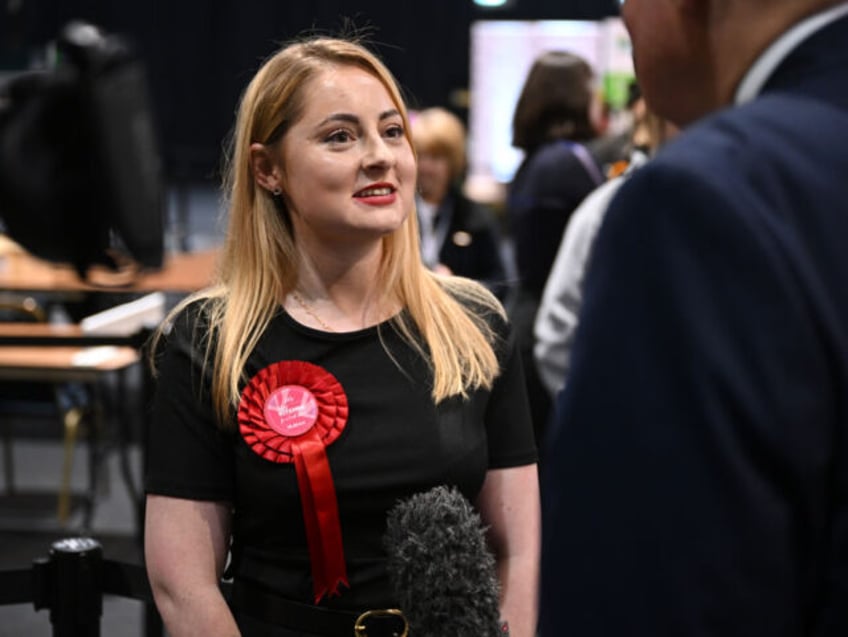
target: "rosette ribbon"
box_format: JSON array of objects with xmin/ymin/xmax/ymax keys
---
[{"xmin": 238, "ymin": 360, "xmax": 349, "ymax": 602}]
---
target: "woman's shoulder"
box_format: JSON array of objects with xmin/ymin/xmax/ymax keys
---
[
  {"xmin": 148, "ymin": 295, "xmax": 219, "ymax": 377},
  {"xmin": 439, "ymin": 276, "xmax": 509, "ymax": 334},
  {"xmin": 158, "ymin": 292, "xmax": 223, "ymax": 349},
  {"xmin": 168, "ymin": 294, "xmax": 215, "ymax": 327},
  {"xmin": 529, "ymin": 140, "xmax": 588, "ymax": 168},
  {"xmin": 512, "ymin": 141, "xmax": 594, "ymax": 193}
]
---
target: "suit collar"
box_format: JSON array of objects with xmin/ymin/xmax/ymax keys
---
[{"xmin": 735, "ymin": 3, "xmax": 848, "ymax": 104}]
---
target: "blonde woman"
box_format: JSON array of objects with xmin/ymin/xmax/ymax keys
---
[{"xmin": 144, "ymin": 37, "xmax": 539, "ymax": 637}]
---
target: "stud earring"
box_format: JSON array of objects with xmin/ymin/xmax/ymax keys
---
[{"xmin": 272, "ymin": 187, "xmax": 282, "ymax": 196}]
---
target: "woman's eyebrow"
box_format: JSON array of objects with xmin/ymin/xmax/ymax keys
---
[
  {"xmin": 317, "ymin": 112, "xmax": 359, "ymax": 127},
  {"xmin": 316, "ymin": 109, "xmax": 400, "ymax": 128}
]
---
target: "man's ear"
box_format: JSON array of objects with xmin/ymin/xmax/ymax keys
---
[{"xmin": 249, "ymin": 142, "xmax": 281, "ymax": 193}]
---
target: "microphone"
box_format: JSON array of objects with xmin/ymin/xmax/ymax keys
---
[{"xmin": 383, "ymin": 485, "xmax": 506, "ymax": 637}]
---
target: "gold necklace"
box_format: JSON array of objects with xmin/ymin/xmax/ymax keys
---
[{"xmin": 290, "ymin": 290, "xmax": 336, "ymax": 332}]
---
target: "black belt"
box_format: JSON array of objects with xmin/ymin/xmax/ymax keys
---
[{"xmin": 229, "ymin": 581, "xmax": 408, "ymax": 637}]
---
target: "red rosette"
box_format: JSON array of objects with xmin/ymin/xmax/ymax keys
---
[
  {"xmin": 239, "ymin": 360, "xmax": 348, "ymax": 463},
  {"xmin": 238, "ymin": 360, "xmax": 350, "ymax": 603}
]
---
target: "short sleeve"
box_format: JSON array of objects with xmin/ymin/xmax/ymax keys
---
[
  {"xmin": 485, "ymin": 317, "xmax": 538, "ymax": 468},
  {"xmin": 144, "ymin": 302, "xmax": 236, "ymax": 502}
]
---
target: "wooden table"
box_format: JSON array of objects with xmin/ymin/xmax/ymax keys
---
[
  {"xmin": 0, "ymin": 333, "xmax": 142, "ymax": 532},
  {"xmin": 0, "ymin": 322, "xmax": 146, "ymax": 348},
  {"xmin": 0, "ymin": 246, "xmax": 220, "ymax": 294},
  {"xmin": 0, "ymin": 344, "xmax": 140, "ymax": 382},
  {"xmin": 0, "ymin": 242, "xmax": 217, "ymax": 536},
  {"xmin": 0, "ymin": 343, "xmax": 141, "ymax": 530}
]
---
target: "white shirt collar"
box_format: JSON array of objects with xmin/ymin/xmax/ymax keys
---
[
  {"xmin": 416, "ymin": 195, "xmax": 438, "ymax": 223},
  {"xmin": 735, "ymin": 2, "xmax": 848, "ymax": 104}
]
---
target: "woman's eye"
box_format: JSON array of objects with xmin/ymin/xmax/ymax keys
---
[
  {"xmin": 325, "ymin": 129, "xmax": 353, "ymax": 144},
  {"xmin": 384, "ymin": 124, "xmax": 405, "ymax": 139}
]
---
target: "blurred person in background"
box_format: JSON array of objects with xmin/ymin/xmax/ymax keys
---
[
  {"xmin": 411, "ymin": 106, "xmax": 509, "ymax": 299},
  {"xmin": 506, "ymin": 49, "xmax": 604, "ymax": 444},
  {"xmin": 534, "ymin": 95, "xmax": 677, "ymax": 398},
  {"xmin": 586, "ymin": 82, "xmax": 645, "ymax": 178}
]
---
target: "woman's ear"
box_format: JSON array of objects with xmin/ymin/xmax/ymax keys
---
[{"xmin": 249, "ymin": 142, "xmax": 282, "ymax": 194}]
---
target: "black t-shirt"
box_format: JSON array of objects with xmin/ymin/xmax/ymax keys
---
[{"xmin": 145, "ymin": 300, "xmax": 536, "ymax": 610}]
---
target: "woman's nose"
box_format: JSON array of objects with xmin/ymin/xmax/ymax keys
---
[{"xmin": 362, "ymin": 135, "xmax": 395, "ymax": 169}]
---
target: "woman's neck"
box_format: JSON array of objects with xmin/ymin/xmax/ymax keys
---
[{"xmin": 286, "ymin": 246, "xmax": 397, "ymax": 332}]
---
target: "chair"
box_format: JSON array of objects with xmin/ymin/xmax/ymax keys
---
[
  {"xmin": 0, "ymin": 294, "xmax": 47, "ymax": 495},
  {"xmin": 0, "ymin": 294, "xmax": 89, "ymax": 525}
]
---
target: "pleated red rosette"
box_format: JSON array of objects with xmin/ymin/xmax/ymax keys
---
[{"xmin": 238, "ymin": 360, "xmax": 349, "ymax": 603}]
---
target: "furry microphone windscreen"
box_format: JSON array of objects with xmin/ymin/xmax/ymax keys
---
[{"xmin": 383, "ymin": 485, "xmax": 504, "ymax": 637}]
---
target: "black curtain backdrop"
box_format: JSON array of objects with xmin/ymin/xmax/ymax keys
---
[{"xmin": 4, "ymin": 0, "xmax": 620, "ymax": 182}]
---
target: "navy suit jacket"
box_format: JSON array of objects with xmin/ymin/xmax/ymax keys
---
[{"xmin": 541, "ymin": 13, "xmax": 848, "ymax": 637}]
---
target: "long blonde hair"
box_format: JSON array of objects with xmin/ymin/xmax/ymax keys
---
[{"xmin": 157, "ymin": 37, "xmax": 503, "ymax": 427}]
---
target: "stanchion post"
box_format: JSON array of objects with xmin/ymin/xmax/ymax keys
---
[{"xmin": 33, "ymin": 537, "xmax": 104, "ymax": 637}]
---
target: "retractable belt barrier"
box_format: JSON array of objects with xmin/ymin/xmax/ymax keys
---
[{"xmin": 0, "ymin": 537, "xmax": 156, "ymax": 637}]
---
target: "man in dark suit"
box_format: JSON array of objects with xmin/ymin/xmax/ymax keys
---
[{"xmin": 540, "ymin": 1, "xmax": 848, "ymax": 635}]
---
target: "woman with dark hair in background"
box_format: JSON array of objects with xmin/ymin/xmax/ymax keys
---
[
  {"xmin": 534, "ymin": 93, "xmax": 678, "ymax": 399},
  {"xmin": 506, "ymin": 50, "xmax": 603, "ymax": 444}
]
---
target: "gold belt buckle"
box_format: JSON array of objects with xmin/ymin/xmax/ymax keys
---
[{"xmin": 353, "ymin": 608, "xmax": 408, "ymax": 637}]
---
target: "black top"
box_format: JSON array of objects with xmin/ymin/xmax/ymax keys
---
[
  {"xmin": 507, "ymin": 140, "xmax": 602, "ymax": 297},
  {"xmin": 433, "ymin": 188, "xmax": 509, "ymax": 299},
  {"xmin": 146, "ymin": 300, "xmax": 536, "ymax": 610}
]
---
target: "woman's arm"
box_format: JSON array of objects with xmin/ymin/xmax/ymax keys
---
[
  {"xmin": 477, "ymin": 464, "xmax": 541, "ymax": 637},
  {"xmin": 145, "ymin": 494, "xmax": 239, "ymax": 637}
]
